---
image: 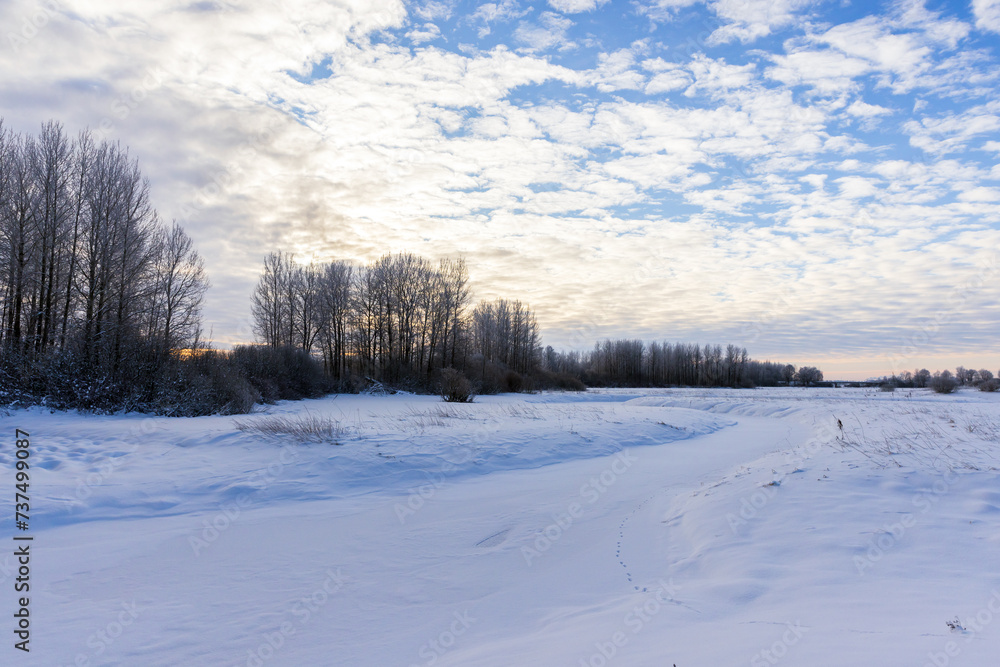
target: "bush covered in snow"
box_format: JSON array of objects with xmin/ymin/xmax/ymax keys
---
[{"xmin": 0, "ymin": 343, "xmax": 333, "ymax": 416}]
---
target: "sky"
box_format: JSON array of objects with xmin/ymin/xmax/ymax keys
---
[{"xmin": 2, "ymin": 0, "xmax": 999, "ymax": 379}]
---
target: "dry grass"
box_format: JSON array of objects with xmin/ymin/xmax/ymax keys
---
[
  {"xmin": 837, "ymin": 405, "xmax": 1000, "ymax": 472},
  {"xmin": 234, "ymin": 413, "xmax": 350, "ymax": 444}
]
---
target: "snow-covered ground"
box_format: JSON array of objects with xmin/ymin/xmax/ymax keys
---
[{"xmin": 2, "ymin": 387, "xmax": 998, "ymax": 666}]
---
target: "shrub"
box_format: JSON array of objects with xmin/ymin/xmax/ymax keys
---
[
  {"xmin": 979, "ymin": 379, "xmax": 999, "ymax": 392},
  {"xmin": 440, "ymin": 368, "xmax": 475, "ymax": 403},
  {"xmin": 234, "ymin": 414, "xmax": 348, "ymax": 443},
  {"xmin": 228, "ymin": 345, "xmax": 329, "ymax": 402},
  {"xmin": 0, "ymin": 340, "xmax": 337, "ymax": 416},
  {"xmin": 503, "ymin": 370, "xmax": 524, "ymax": 393},
  {"xmin": 929, "ymin": 373, "xmax": 958, "ymax": 394},
  {"xmin": 879, "ymin": 383, "xmax": 896, "ymax": 392},
  {"xmin": 533, "ymin": 370, "xmax": 587, "ymax": 391},
  {"xmin": 480, "ymin": 361, "xmax": 506, "ymax": 395}
]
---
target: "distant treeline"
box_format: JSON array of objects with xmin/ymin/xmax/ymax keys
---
[
  {"xmin": 247, "ymin": 253, "xmax": 820, "ymax": 394},
  {"xmin": 542, "ymin": 339, "xmax": 820, "ymax": 388},
  {"xmin": 249, "ymin": 250, "xmax": 545, "ymax": 393},
  {"xmin": 875, "ymin": 367, "xmax": 999, "ymax": 394}
]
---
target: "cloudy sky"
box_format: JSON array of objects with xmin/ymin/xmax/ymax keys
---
[{"xmin": 3, "ymin": 0, "xmax": 999, "ymax": 378}]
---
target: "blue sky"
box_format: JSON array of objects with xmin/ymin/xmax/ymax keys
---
[{"xmin": 2, "ymin": 0, "xmax": 999, "ymax": 378}]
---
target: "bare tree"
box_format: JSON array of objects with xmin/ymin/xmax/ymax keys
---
[
  {"xmin": 316, "ymin": 260, "xmax": 353, "ymax": 378},
  {"xmin": 148, "ymin": 222, "xmax": 208, "ymax": 351},
  {"xmin": 251, "ymin": 251, "xmax": 293, "ymax": 348}
]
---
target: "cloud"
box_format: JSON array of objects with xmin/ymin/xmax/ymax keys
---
[
  {"xmin": 846, "ymin": 101, "xmax": 891, "ymax": 118},
  {"xmin": 406, "ymin": 22, "xmax": 442, "ymax": 44},
  {"xmin": 547, "ymin": 0, "xmax": 609, "ymax": 13},
  {"xmin": 514, "ymin": 11, "xmax": 575, "ymax": 52},
  {"xmin": 707, "ymin": 0, "xmax": 819, "ymax": 44},
  {"xmin": 892, "ymin": 0, "xmax": 970, "ymax": 47},
  {"xmin": 904, "ymin": 101, "xmax": 1000, "ymax": 154},
  {"xmin": 3, "ymin": 0, "xmax": 999, "ymax": 374},
  {"xmin": 634, "ymin": 0, "xmax": 702, "ymax": 22},
  {"xmin": 591, "ymin": 49, "xmax": 647, "ymax": 92},
  {"xmin": 845, "ymin": 100, "xmax": 892, "ymax": 129},
  {"xmin": 766, "ymin": 48, "xmax": 871, "ymax": 96},
  {"xmin": 413, "ymin": 0, "xmax": 455, "ymax": 21},
  {"xmin": 972, "ymin": 0, "xmax": 1000, "ymax": 34},
  {"xmin": 469, "ymin": 0, "xmax": 529, "ymax": 37}
]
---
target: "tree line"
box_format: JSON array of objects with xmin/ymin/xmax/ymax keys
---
[
  {"xmin": 876, "ymin": 367, "xmax": 999, "ymax": 393},
  {"xmin": 0, "ymin": 120, "xmax": 208, "ymax": 365},
  {"xmin": 0, "ymin": 120, "xmax": 333, "ymax": 415},
  {"xmin": 542, "ymin": 339, "xmax": 820, "ymax": 388},
  {"xmin": 0, "ymin": 120, "xmax": 225, "ymax": 410},
  {"xmin": 247, "ymin": 251, "xmax": 822, "ymax": 394},
  {"xmin": 250, "ymin": 250, "xmax": 541, "ymax": 391}
]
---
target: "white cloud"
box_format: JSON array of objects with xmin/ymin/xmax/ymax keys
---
[
  {"xmin": 645, "ymin": 70, "xmax": 692, "ymax": 94},
  {"xmin": 641, "ymin": 58, "xmax": 692, "ymax": 94},
  {"xmin": 815, "ymin": 17, "xmax": 933, "ymax": 93},
  {"xmin": 800, "ymin": 173, "xmax": 826, "ymax": 189},
  {"xmin": 846, "ymin": 101, "xmax": 891, "ymax": 118},
  {"xmin": 514, "ymin": 12, "xmax": 575, "ymax": 52},
  {"xmin": 835, "ymin": 175, "xmax": 879, "ymax": 199},
  {"xmin": 957, "ymin": 186, "xmax": 1000, "ymax": 202},
  {"xmin": 406, "ymin": 22, "xmax": 441, "ymax": 44},
  {"xmin": 708, "ymin": 0, "xmax": 818, "ymax": 44},
  {"xmin": 547, "ymin": 0, "xmax": 609, "ymax": 13},
  {"xmin": 892, "ymin": 0, "xmax": 970, "ymax": 47},
  {"xmin": 469, "ymin": 0, "xmax": 529, "ymax": 37},
  {"xmin": 767, "ymin": 48, "xmax": 871, "ymax": 95},
  {"xmin": 684, "ymin": 54, "xmax": 756, "ymax": 97},
  {"xmin": 973, "ymin": 0, "xmax": 1000, "ymax": 34},
  {"xmin": 591, "ymin": 49, "xmax": 647, "ymax": 92},
  {"xmin": 413, "ymin": 1, "xmax": 455, "ymax": 21},
  {"xmin": 905, "ymin": 101, "xmax": 1000, "ymax": 154},
  {"xmin": 634, "ymin": 0, "xmax": 702, "ymax": 22},
  {"xmin": 846, "ymin": 100, "xmax": 892, "ymax": 129}
]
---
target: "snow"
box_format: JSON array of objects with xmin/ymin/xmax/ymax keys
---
[{"xmin": 2, "ymin": 387, "xmax": 999, "ymax": 666}]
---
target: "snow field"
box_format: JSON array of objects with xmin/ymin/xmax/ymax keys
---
[{"xmin": 0, "ymin": 387, "xmax": 997, "ymax": 666}]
